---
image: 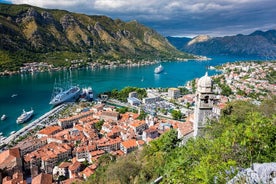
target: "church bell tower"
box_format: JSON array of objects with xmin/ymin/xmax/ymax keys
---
[{"xmin": 194, "ymin": 72, "xmax": 214, "ymax": 136}]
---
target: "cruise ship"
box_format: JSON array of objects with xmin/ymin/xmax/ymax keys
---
[
  {"xmin": 154, "ymin": 64, "xmax": 164, "ymax": 74},
  {"xmin": 16, "ymin": 109, "xmax": 34, "ymax": 124},
  {"xmin": 49, "ymin": 86, "xmax": 81, "ymax": 106}
]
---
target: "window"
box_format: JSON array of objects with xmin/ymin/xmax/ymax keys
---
[{"xmin": 204, "ymin": 96, "xmax": 209, "ymax": 103}]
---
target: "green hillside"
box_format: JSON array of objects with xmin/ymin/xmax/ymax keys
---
[{"xmin": 0, "ymin": 3, "xmax": 194, "ymax": 72}]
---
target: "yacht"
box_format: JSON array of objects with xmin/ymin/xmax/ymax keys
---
[
  {"xmin": 10, "ymin": 131, "xmax": 16, "ymax": 135},
  {"xmin": 16, "ymin": 109, "xmax": 34, "ymax": 124},
  {"xmin": 82, "ymin": 87, "xmax": 93, "ymax": 101},
  {"xmin": 1, "ymin": 114, "xmax": 6, "ymax": 121},
  {"xmin": 154, "ymin": 64, "xmax": 164, "ymax": 74}
]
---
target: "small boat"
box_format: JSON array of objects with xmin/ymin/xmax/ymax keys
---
[
  {"xmin": 154, "ymin": 64, "xmax": 164, "ymax": 74},
  {"xmin": 0, "ymin": 132, "xmax": 3, "ymax": 136},
  {"xmin": 16, "ymin": 109, "xmax": 34, "ymax": 124},
  {"xmin": 1, "ymin": 114, "xmax": 6, "ymax": 121},
  {"xmin": 11, "ymin": 94, "xmax": 18, "ymax": 98},
  {"xmin": 10, "ymin": 131, "xmax": 16, "ymax": 135}
]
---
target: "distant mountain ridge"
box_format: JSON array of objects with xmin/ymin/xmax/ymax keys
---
[
  {"xmin": 0, "ymin": 3, "xmax": 192, "ymax": 72},
  {"xmin": 167, "ymin": 30, "xmax": 276, "ymax": 58}
]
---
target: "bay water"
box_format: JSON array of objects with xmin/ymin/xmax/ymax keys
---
[{"xmin": 0, "ymin": 56, "xmax": 262, "ymax": 136}]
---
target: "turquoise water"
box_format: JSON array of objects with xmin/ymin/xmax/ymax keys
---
[{"xmin": 0, "ymin": 56, "xmax": 262, "ymax": 136}]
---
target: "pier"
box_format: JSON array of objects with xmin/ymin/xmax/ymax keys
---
[{"xmin": 0, "ymin": 103, "xmax": 70, "ymax": 148}]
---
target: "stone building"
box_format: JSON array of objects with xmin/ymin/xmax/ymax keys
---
[
  {"xmin": 168, "ymin": 88, "xmax": 181, "ymax": 99},
  {"xmin": 193, "ymin": 72, "xmax": 214, "ymax": 136},
  {"xmin": 0, "ymin": 148, "xmax": 22, "ymax": 176}
]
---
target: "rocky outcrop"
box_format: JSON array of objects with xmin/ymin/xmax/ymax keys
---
[
  {"xmin": 227, "ymin": 163, "xmax": 276, "ymax": 184},
  {"xmin": 187, "ymin": 35, "xmax": 211, "ymax": 46}
]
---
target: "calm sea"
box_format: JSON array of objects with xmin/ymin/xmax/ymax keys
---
[{"xmin": 0, "ymin": 56, "xmax": 263, "ymax": 136}]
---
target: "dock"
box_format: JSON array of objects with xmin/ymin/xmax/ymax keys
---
[{"xmin": 0, "ymin": 103, "xmax": 70, "ymax": 148}]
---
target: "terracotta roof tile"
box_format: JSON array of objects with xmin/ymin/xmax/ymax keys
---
[
  {"xmin": 31, "ymin": 173, "xmax": 52, "ymax": 184},
  {"xmin": 38, "ymin": 125, "xmax": 62, "ymax": 136},
  {"xmin": 121, "ymin": 139, "xmax": 138, "ymax": 149},
  {"xmin": 59, "ymin": 162, "xmax": 71, "ymax": 168},
  {"xmin": 68, "ymin": 161, "xmax": 81, "ymax": 171},
  {"xmin": 178, "ymin": 121, "xmax": 194, "ymax": 136}
]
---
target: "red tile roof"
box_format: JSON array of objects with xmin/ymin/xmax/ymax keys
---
[
  {"xmin": 82, "ymin": 166, "xmax": 95, "ymax": 177},
  {"xmin": 0, "ymin": 148, "xmax": 21, "ymax": 169},
  {"xmin": 60, "ymin": 178, "xmax": 83, "ymax": 184},
  {"xmin": 68, "ymin": 161, "xmax": 81, "ymax": 172},
  {"xmin": 121, "ymin": 139, "xmax": 138, "ymax": 149},
  {"xmin": 31, "ymin": 173, "xmax": 52, "ymax": 184},
  {"xmin": 178, "ymin": 121, "xmax": 194, "ymax": 136},
  {"xmin": 59, "ymin": 161, "xmax": 71, "ymax": 168},
  {"xmin": 38, "ymin": 125, "xmax": 62, "ymax": 136}
]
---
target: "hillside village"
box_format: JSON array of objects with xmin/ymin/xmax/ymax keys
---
[{"xmin": 0, "ymin": 61, "xmax": 275, "ymax": 184}]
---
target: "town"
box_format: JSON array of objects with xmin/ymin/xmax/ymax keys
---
[{"xmin": 0, "ymin": 61, "xmax": 275, "ymax": 184}]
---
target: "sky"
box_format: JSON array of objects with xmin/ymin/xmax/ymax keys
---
[{"xmin": 0, "ymin": 0, "xmax": 276, "ymax": 37}]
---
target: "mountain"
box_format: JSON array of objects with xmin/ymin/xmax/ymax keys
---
[
  {"xmin": 166, "ymin": 36, "xmax": 191, "ymax": 50},
  {"xmin": 0, "ymin": 3, "xmax": 193, "ymax": 72},
  {"xmin": 167, "ymin": 30, "xmax": 276, "ymax": 58}
]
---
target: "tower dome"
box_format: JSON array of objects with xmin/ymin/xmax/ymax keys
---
[{"xmin": 197, "ymin": 72, "xmax": 212, "ymax": 92}]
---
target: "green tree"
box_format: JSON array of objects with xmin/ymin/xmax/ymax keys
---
[
  {"xmin": 138, "ymin": 110, "xmax": 147, "ymax": 120},
  {"xmin": 105, "ymin": 154, "xmax": 141, "ymax": 184},
  {"xmin": 171, "ymin": 109, "xmax": 182, "ymax": 120},
  {"xmin": 94, "ymin": 120, "xmax": 104, "ymax": 131}
]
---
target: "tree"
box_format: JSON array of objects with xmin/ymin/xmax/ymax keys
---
[
  {"xmin": 95, "ymin": 120, "xmax": 104, "ymax": 131},
  {"xmin": 138, "ymin": 110, "xmax": 147, "ymax": 120},
  {"xmin": 105, "ymin": 155, "xmax": 141, "ymax": 184},
  {"xmin": 171, "ymin": 109, "xmax": 182, "ymax": 120}
]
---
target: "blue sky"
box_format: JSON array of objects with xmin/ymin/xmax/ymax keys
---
[{"xmin": 1, "ymin": 0, "xmax": 275, "ymax": 37}]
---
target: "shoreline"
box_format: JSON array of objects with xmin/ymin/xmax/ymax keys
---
[{"xmin": 0, "ymin": 56, "xmax": 209, "ymax": 77}]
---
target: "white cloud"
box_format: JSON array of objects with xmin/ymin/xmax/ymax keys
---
[
  {"xmin": 11, "ymin": 0, "xmax": 90, "ymax": 8},
  {"xmin": 9, "ymin": 0, "xmax": 276, "ymax": 36}
]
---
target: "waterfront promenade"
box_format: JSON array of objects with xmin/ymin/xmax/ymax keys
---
[{"xmin": 0, "ymin": 103, "xmax": 70, "ymax": 147}]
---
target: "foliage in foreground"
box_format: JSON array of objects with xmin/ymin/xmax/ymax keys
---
[{"xmin": 85, "ymin": 98, "xmax": 276, "ymax": 184}]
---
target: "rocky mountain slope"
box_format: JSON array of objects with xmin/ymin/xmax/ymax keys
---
[
  {"xmin": 0, "ymin": 3, "xmax": 193, "ymax": 71},
  {"xmin": 167, "ymin": 30, "xmax": 276, "ymax": 58}
]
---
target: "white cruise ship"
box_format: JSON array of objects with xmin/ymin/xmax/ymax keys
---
[
  {"xmin": 16, "ymin": 109, "xmax": 34, "ymax": 124},
  {"xmin": 49, "ymin": 86, "xmax": 81, "ymax": 106},
  {"xmin": 154, "ymin": 64, "xmax": 164, "ymax": 74}
]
